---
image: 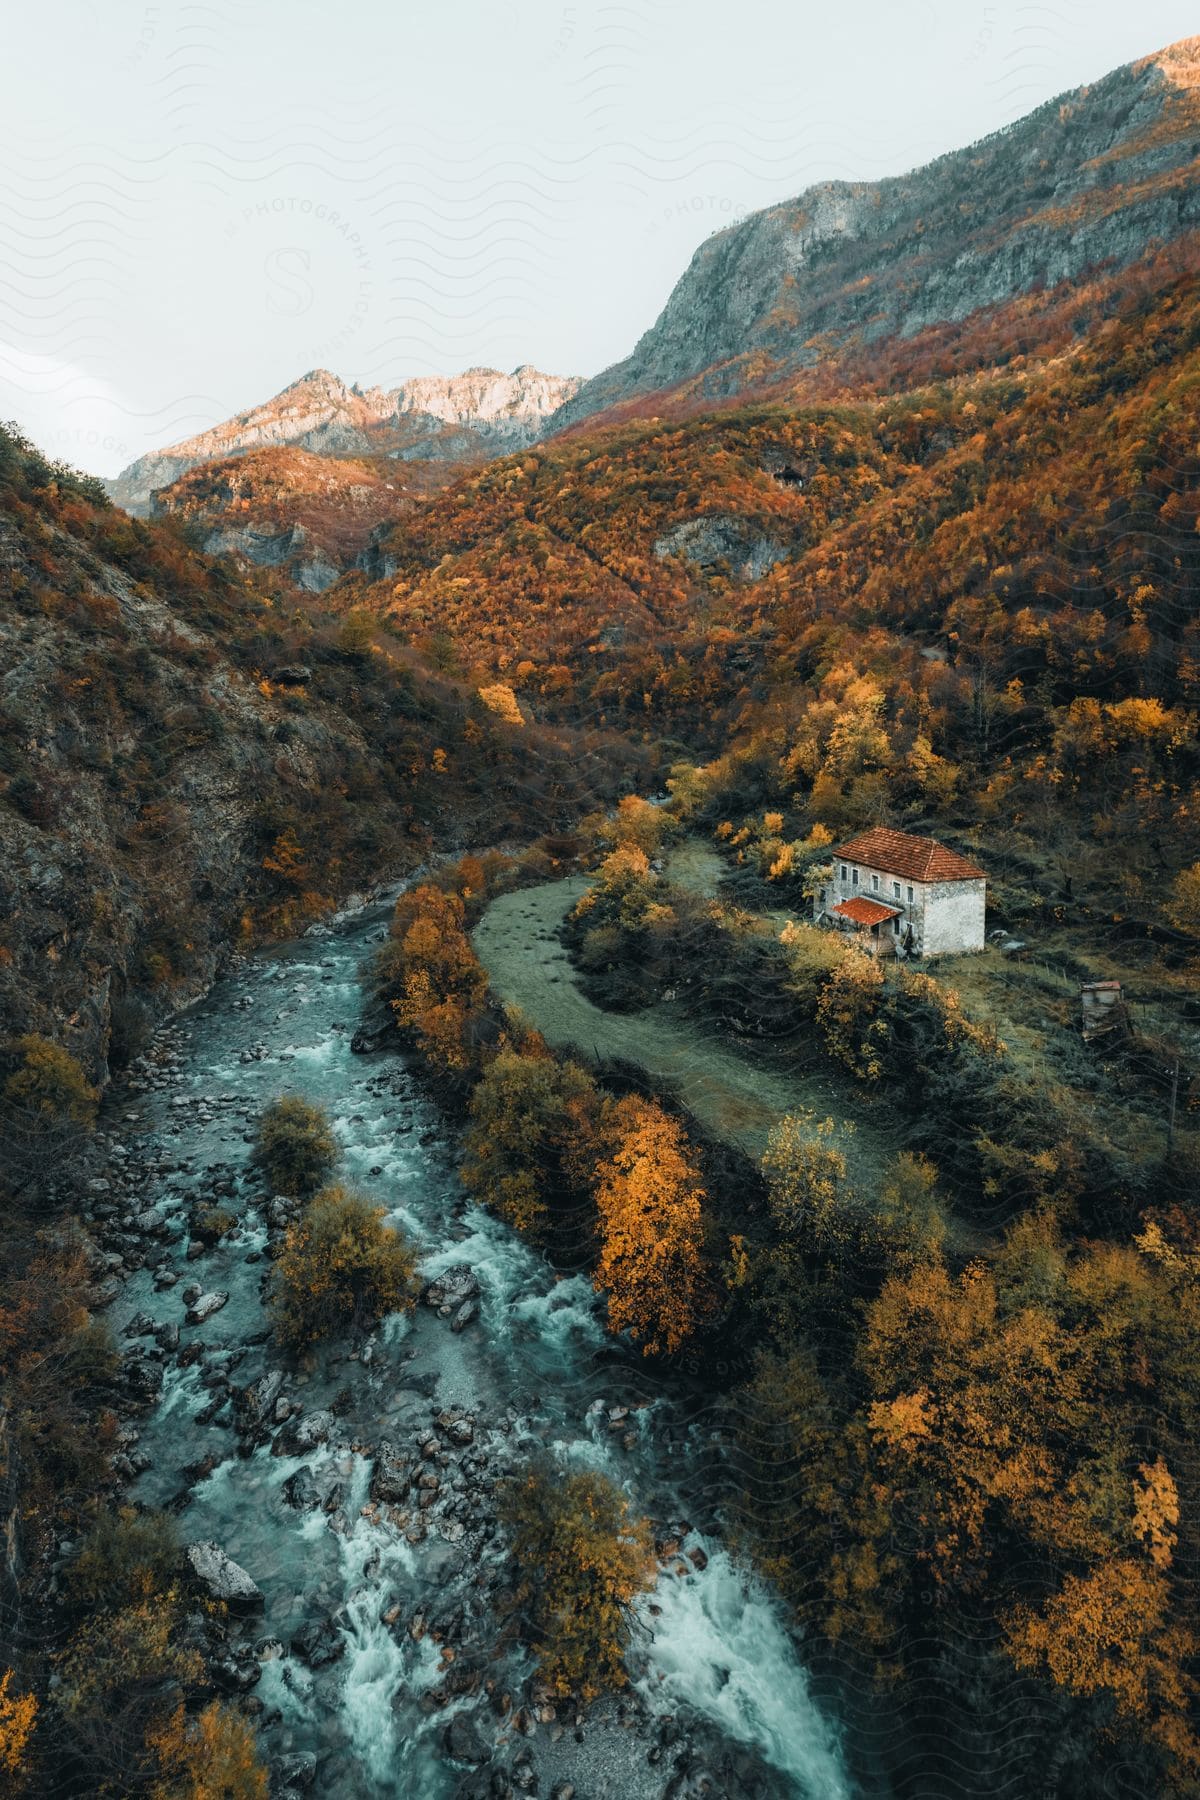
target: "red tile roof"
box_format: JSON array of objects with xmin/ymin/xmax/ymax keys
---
[
  {"xmin": 834, "ymin": 827, "xmax": 985, "ymax": 883},
  {"xmin": 833, "ymin": 896, "xmax": 901, "ymax": 927}
]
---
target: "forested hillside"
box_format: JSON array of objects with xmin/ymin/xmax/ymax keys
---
[{"xmin": 0, "ymin": 426, "xmax": 635, "ymax": 1093}]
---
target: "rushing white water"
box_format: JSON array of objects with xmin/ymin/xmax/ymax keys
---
[
  {"xmin": 110, "ymin": 903, "xmax": 856, "ymax": 1799},
  {"xmin": 637, "ymin": 1548, "xmax": 851, "ymax": 1798}
]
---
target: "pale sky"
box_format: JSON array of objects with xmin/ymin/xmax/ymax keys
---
[{"xmin": 3, "ymin": 0, "xmax": 1196, "ymax": 476}]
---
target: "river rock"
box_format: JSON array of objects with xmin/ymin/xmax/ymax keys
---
[
  {"xmin": 124, "ymin": 1357, "xmax": 163, "ymax": 1403},
  {"xmin": 450, "ymin": 1299, "xmax": 479, "ymax": 1333},
  {"xmin": 274, "ymin": 1751, "xmax": 318, "ymax": 1791},
  {"xmin": 350, "ymin": 1018, "xmax": 392, "ymax": 1054},
  {"xmin": 445, "ymin": 1712, "xmax": 492, "ymax": 1765},
  {"xmin": 233, "ymin": 1369, "xmax": 284, "ymax": 1434},
  {"xmin": 281, "ymin": 1466, "xmax": 319, "ymax": 1510},
  {"xmin": 370, "ymin": 1442, "xmax": 411, "ymax": 1504},
  {"xmin": 186, "ymin": 1290, "xmax": 228, "ymax": 1324},
  {"xmin": 291, "ymin": 1615, "xmax": 344, "ymax": 1669},
  {"xmin": 186, "ymin": 1541, "xmax": 264, "ymax": 1610},
  {"xmin": 423, "ymin": 1266, "xmax": 480, "ymax": 1314},
  {"xmin": 275, "ymin": 1408, "xmax": 334, "ymax": 1456}
]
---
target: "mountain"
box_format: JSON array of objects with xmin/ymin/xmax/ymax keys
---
[
  {"xmin": 552, "ymin": 36, "xmax": 1200, "ymax": 429},
  {"xmin": 0, "ymin": 425, "xmax": 611, "ymax": 1090},
  {"xmin": 148, "ymin": 445, "xmax": 459, "ymax": 592},
  {"xmin": 107, "ymin": 364, "xmax": 582, "ymax": 513}
]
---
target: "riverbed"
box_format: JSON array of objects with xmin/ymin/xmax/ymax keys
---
[{"xmin": 98, "ymin": 894, "xmax": 855, "ymax": 1799}]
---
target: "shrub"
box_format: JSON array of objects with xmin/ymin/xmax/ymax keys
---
[
  {"xmin": 500, "ymin": 1461, "xmax": 655, "ymax": 1698},
  {"xmin": 2, "ymin": 1035, "xmax": 98, "ymax": 1129},
  {"xmin": 192, "ymin": 1204, "xmax": 236, "ymax": 1245},
  {"xmin": 66, "ymin": 1508, "xmax": 179, "ymax": 1612},
  {"xmin": 253, "ymin": 1096, "xmax": 337, "ymax": 1196},
  {"xmin": 55, "ymin": 1599, "xmax": 201, "ymax": 1790},
  {"xmin": 269, "ymin": 1184, "xmax": 417, "ymax": 1349}
]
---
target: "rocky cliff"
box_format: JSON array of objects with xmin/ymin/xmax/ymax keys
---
[
  {"xmin": 552, "ymin": 35, "xmax": 1200, "ymax": 428},
  {"xmin": 109, "ymin": 365, "xmax": 582, "ymax": 514}
]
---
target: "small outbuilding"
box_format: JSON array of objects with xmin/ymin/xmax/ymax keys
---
[{"xmin": 814, "ymin": 827, "xmax": 987, "ymax": 958}]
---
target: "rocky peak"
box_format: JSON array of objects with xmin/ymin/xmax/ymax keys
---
[
  {"xmin": 551, "ymin": 34, "xmax": 1200, "ymax": 430},
  {"xmin": 107, "ymin": 365, "xmax": 582, "ymax": 515}
]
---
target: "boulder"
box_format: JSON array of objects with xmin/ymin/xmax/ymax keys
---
[
  {"xmin": 450, "ymin": 1299, "xmax": 479, "ymax": 1334},
  {"xmin": 185, "ymin": 1291, "xmax": 229, "ymax": 1325},
  {"xmin": 233, "ymin": 1369, "xmax": 284, "ymax": 1434},
  {"xmin": 370, "ymin": 1442, "xmax": 411, "ymax": 1504},
  {"xmin": 281, "ymin": 1466, "xmax": 319, "ymax": 1510},
  {"xmin": 186, "ymin": 1541, "xmax": 263, "ymax": 1611},
  {"xmin": 274, "ymin": 1408, "xmax": 334, "ymax": 1456},
  {"xmin": 445, "ymin": 1711, "xmax": 492, "ymax": 1765},
  {"xmin": 423, "ymin": 1266, "xmax": 480, "ymax": 1313},
  {"xmin": 274, "ymin": 1751, "xmax": 318, "ymax": 1791},
  {"xmin": 124, "ymin": 1358, "xmax": 163, "ymax": 1403},
  {"xmin": 291, "ymin": 1615, "xmax": 344, "ymax": 1669}
]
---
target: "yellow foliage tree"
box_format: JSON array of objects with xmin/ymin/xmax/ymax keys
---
[
  {"xmin": 477, "ymin": 681, "xmax": 525, "ymax": 726},
  {"xmin": 270, "ymin": 1184, "xmax": 417, "ymax": 1349},
  {"xmin": 0, "ymin": 1671, "xmax": 36, "ymax": 1783},
  {"xmin": 500, "ymin": 1463, "xmax": 655, "ymax": 1699},
  {"xmin": 592, "ymin": 1095, "xmax": 711, "ymax": 1355},
  {"xmin": 148, "ymin": 1702, "xmax": 268, "ymax": 1800}
]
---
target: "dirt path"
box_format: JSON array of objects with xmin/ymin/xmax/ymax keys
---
[{"xmin": 473, "ymin": 863, "xmax": 897, "ymax": 1181}]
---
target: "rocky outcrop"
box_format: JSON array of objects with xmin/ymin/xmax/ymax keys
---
[
  {"xmin": 552, "ymin": 35, "xmax": 1200, "ymax": 428},
  {"xmin": 108, "ymin": 365, "xmax": 582, "ymax": 514},
  {"xmin": 653, "ymin": 515, "xmax": 786, "ymax": 580},
  {"xmin": 186, "ymin": 1540, "xmax": 264, "ymax": 1610}
]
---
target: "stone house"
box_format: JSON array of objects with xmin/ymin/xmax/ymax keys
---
[{"xmin": 813, "ymin": 827, "xmax": 986, "ymax": 957}]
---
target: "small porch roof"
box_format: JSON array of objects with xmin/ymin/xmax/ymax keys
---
[{"xmin": 832, "ymin": 897, "xmax": 901, "ymax": 928}]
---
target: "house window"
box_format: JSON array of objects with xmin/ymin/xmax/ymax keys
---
[
  {"xmin": 871, "ymin": 874, "xmax": 879, "ymax": 891},
  {"xmin": 907, "ymin": 886, "xmax": 914, "ymax": 903},
  {"xmin": 840, "ymin": 864, "xmax": 847, "ymax": 879},
  {"xmin": 893, "ymin": 882, "xmax": 901, "ymax": 899},
  {"xmin": 851, "ymin": 868, "xmax": 858, "ymax": 887},
  {"xmin": 894, "ymin": 916, "xmax": 901, "ymax": 934}
]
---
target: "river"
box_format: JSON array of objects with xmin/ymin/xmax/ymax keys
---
[{"xmin": 102, "ymin": 893, "xmax": 855, "ymax": 1799}]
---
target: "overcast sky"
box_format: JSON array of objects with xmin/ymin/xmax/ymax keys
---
[{"xmin": 3, "ymin": 0, "xmax": 1196, "ymax": 476}]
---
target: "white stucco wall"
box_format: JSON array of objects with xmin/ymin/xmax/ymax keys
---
[{"xmin": 921, "ymin": 878, "xmax": 986, "ymax": 956}]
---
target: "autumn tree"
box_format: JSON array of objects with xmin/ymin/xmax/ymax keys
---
[
  {"xmin": 500, "ymin": 1461, "xmax": 655, "ymax": 1698},
  {"xmin": 592, "ymin": 1095, "xmax": 712, "ymax": 1356},
  {"xmin": 148, "ymin": 1701, "xmax": 269, "ymax": 1800},
  {"xmin": 762, "ymin": 1111, "xmax": 861, "ymax": 1253},
  {"xmin": 1165, "ymin": 861, "xmax": 1200, "ymax": 936},
  {"xmin": 253, "ymin": 1095, "xmax": 337, "ymax": 1196},
  {"xmin": 270, "ymin": 1184, "xmax": 416, "ymax": 1349},
  {"xmin": 461, "ymin": 1047, "xmax": 600, "ymax": 1239},
  {"xmin": 815, "ymin": 944, "xmax": 888, "ymax": 1080},
  {"xmin": 380, "ymin": 883, "xmax": 490, "ymax": 1079},
  {"xmin": 1, "ymin": 1034, "xmax": 98, "ymax": 1184},
  {"xmin": 1005, "ymin": 1560, "xmax": 1199, "ymax": 1775},
  {"xmin": 0, "ymin": 1671, "xmax": 36, "ymax": 1789},
  {"xmin": 55, "ymin": 1599, "xmax": 203, "ymax": 1791},
  {"xmin": 66, "ymin": 1508, "xmax": 180, "ymax": 1612}
]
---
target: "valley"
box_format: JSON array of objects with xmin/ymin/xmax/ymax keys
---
[{"xmin": 4, "ymin": 27, "xmax": 1200, "ymax": 1800}]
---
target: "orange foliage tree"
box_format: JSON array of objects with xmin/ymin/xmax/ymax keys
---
[{"xmin": 591, "ymin": 1095, "xmax": 712, "ymax": 1356}]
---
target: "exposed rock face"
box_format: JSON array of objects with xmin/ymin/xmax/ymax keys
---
[
  {"xmin": 552, "ymin": 36, "xmax": 1200, "ymax": 428},
  {"xmin": 653, "ymin": 515, "xmax": 786, "ymax": 580},
  {"xmin": 108, "ymin": 365, "xmax": 582, "ymax": 514}
]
